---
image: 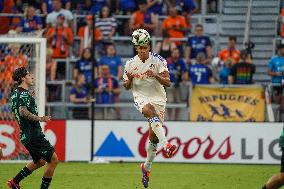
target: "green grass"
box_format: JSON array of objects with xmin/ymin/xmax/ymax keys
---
[{"xmin": 0, "ymin": 162, "xmax": 280, "ymax": 189}]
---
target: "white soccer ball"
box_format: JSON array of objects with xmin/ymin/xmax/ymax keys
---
[{"xmin": 132, "ymin": 29, "xmax": 150, "ymax": 46}]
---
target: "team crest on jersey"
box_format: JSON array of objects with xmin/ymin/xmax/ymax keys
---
[{"xmin": 149, "ymin": 64, "xmax": 155, "ymax": 70}]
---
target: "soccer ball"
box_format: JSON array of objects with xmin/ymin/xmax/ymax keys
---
[{"xmin": 132, "ymin": 29, "xmax": 150, "ymax": 46}]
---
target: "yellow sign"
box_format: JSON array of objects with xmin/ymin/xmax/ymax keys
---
[{"xmin": 190, "ymin": 86, "xmax": 265, "ymax": 122}]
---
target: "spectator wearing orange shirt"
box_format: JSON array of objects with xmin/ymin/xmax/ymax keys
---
[
  {"xmin": 4, "ymin": 44, "xmax": 28, "ymax": 75},
  {"xmin": 77, "ymin": 15, "xmax": 102, "ymax": 55},
  {"xmin": 218, "ymin": 36, "xmax": 240, "ymax": 64},
  {"xmin": 45, "ymin": 13, "xmax": 73, "ymax": 58},
  {"xmin": 129, "ymin": 0, "xmax": 158, "ymax": 35},
  {"xmin": 162, "ymin": 6, "xmax": 189, "ymax": 52}
]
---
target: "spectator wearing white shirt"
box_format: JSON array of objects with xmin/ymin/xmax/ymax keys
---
[{"xmin": 46, "ymin": 0, "xmax": 73, "ymax": 28}]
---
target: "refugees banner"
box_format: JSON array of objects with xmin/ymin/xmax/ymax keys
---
[{"xmin": 190, "ymin": 86, "xmax": 265, "ymax": 122}]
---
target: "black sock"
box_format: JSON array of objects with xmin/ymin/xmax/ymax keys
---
[
  {"xmin": 13, "ymin": 166, "xmax": 32, "ymax": 184},
  {"xmin": 262, "ymin": 185, "xmax": 267, "ymax": 189},
  {"xmin": 41, "ymin": 177, "xmax": 52, "ymax": 189}
]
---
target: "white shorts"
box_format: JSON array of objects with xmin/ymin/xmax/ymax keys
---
[{"xmin": 134, "ymin": 96, "xmax": 166, "ymax": 122}]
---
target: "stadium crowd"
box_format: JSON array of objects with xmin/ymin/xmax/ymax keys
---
[{"xmin": 0, "ymin": 0, "xmax": 282, "ymax": 120}]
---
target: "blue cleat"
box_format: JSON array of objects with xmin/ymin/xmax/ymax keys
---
[{"xmin": 140, "ymin": 163, "xmax": 150, "ymax": 188}]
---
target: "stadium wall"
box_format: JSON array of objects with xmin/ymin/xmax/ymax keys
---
[{"xmin": 0, "ymin": 120, "xmax": 282, "ymax": 164}]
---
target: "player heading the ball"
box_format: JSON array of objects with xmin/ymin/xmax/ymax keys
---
[{"xmin": 123, "ymin": 29, "xmax": 177, "ymax": 188}]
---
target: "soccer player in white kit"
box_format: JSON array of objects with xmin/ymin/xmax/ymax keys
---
[{"xmin": 123, "ymin": 29, "xmax": 177, "ymax": 188}]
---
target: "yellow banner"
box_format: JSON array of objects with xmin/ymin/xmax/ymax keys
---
[{"xmin": 190, "ymin": 86, "xmax": 265, "ymax": 122}]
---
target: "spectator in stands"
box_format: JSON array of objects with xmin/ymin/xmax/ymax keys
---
[
  {"xmin": 228, "ymin": 50, "xmax": 255, "ymax": 84},
  {"xmin": 94, "ymin": 64, "xmax": 120, "ymax": 104},
  {"xmin": 45, "ymin": 13, "xmax": 73, "ymax": 58},
  {"xmin": 69, "ymin": 72, "xmax": 90, "ymax": 119},
  {"xmin": 9, "ymin": 0, "xmax": 24, "ymax": 31},
  {"xmin": 95, "ymin": 6, "xmax": 117, "ymax": 42},
  {"xmin": 74, "ymin": 47, "xmax": 96, "ymax": 86},
  {"xmin": 4, "ymin": 44, "xmax": 27, "ymax": 76},
  {"xmin": 99, "ymin": 44, "xmax": 123, "ymax": 80},
  {"xmin": 46, "ymin": 48, "xmax": 57, "ymax": 81},
  {"xmin": 165, "ymin": 0, "xmax": 197, "ymax": 25},
  {"xmin": 162, "ymin": 6, "xmax": 189, "ymax": 53},
  {"xmin": 90, "ymin": 0, "xmax": 106, "ymax": 14},
  {"xmin": 155, "ymin": 31, "xmax": 177, "ymax": 60},
  {"xmin": 118, "ymin": 0, "xmax": 137, "ymax": 14},
  {"xmin": 218, "ymin": 59, "xmax": 232, "ymax": 84},
  {"xmin": 218, "ymin": 36, "xmax": 240, "ymax": 65},
  {"xmin": 16, "ymin": 5, "xmax": 42, "ymax": 33},
  {"xmin": 46, "ymin": 0, "xmax": 73, "ymax": 28},
  {"xmin": 77, "ymin": 15, "xmax": 102, "ymax": 55},
  {"xmin": 188, "ymin": 52, "xmax": 215, "ymax": 84},
  {"xmin": 42, "ymin": 0, "xmax": 71, "ymax": 15},
  {"xmin": 185, "ymin": 24, "xmax": 213, "ymax": 65},
  {"xmin": 129, "ymin": 0, "xmax": 158, "ymax": 35},
  {"xmin": 268, "ymin": 44, "xmax": 284, "ymax": 104},
  {"xmin": 0, "ymin": 0, "xmax": 14, "ymax": 34},
  {"xmin": 72, "ymin": 0, "xmax": 93, "ymax": 15},
  {"xmin": 166, "ymin": 47, "xmax": 187, "ymax": 120},
  {"xmin": 147, "ymin": 0, "xmax": 164, "ymax": 15}
]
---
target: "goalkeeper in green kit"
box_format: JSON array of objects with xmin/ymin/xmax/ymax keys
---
[
  {"xmin": 7, "ymin": 67, "xmax": 58, "ymax": 189},
  {"xmin": 261, "ymin": 130, "xmax": 284, "ymax": 189}
]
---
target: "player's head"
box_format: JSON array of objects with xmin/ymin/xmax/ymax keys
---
[
  {"xmin": 132, "ymin": 29, "xmax": 151, "ymax": 60},
  {"xmin": 12, "ymin": 67, "xmax": 34, "ymax": 86}
]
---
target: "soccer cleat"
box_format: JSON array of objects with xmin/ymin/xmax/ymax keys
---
[
  {"xmin": 165, "ymin": 143, "xmax": 177, "ymax": 158},
  {"xmin": 140, "ymin": 163, "xmax": 150, "ymax": 188},
  {"xmin": 7, "ymin": 179, "xmax": 21, "ymax": 189}
]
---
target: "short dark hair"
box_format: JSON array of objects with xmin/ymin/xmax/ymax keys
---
[
  {"xmin": 12, "ymin": 67, "xmax": 29, "ymax": 85},
  {"xmin": 228, "ymin": 36, "xmax": 237, "ymax": 42},
  {"xmin": 138, "ymin": 0, "xmax": 147, "ymax": 5}
]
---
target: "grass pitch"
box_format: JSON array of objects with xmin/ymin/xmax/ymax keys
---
[{"xmin": 0, "ymin": 162, "xmax": 279, "ymax": 189}]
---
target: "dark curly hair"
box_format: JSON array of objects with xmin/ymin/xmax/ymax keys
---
[{"xmin": 12, "ymin": 67, "xmax": 28, "ymax": 85}]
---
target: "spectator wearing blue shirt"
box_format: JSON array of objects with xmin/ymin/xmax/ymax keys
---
[
  {"xmin": 16, "ymin": 6, "xmax": 42, "ymax": 33},
  {"xmin": 185, "ymin": 24, "xmax": 213, "ymax": 65},
  {"xmin": 74, "ymin": 48, "xmax": 97, "ymax": 85},
  {"xmin": 166, "ymin": 48, "xmax": 187, "ymax": 120},
  {"xmin": 268, "ymin": 44, "xmax": 284, "ymax": 104},
  {"xmin": 69, "ymin": 73, "xmax": 90, "ymax": 119},
  {"xmin": 188, "ymin": 52, "xmax": 215, "ymax": 84},
  {"xmin": 94, "ymin": 65, "xmax": 120, "ymax": 104},
  {"xmin": 99, "ymin": 44, "xmax": 123, "ymax": 80}
]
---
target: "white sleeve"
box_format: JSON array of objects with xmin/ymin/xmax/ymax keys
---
[
  {"xmin": 158, "ymin": 59, "xmax": 168, "ymax": 73},
  {"xmin": 66, "ymin": 10, "xmax": 73, "ymax": 20},
  {"xmin": 46, "ymin": 14, "xmax": 51, "ymax": 24},
  {"xmin": 123, "ymin": 61, "xmax": 130, "ymax": 81}
]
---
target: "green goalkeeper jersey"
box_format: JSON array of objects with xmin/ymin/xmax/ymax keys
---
[{"xmin": 10, "ymin": 87, "xmax": 44, "ymax": 145}]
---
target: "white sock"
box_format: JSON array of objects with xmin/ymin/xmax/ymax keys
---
[
  {"xmin": 148, "ymin": 117, "xmax": 168, "ymax": 148},
  {"xmin": 144, "ymin": 141, "xmax": 157, "ymax": 171}
]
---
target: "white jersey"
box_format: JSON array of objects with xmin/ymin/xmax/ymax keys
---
[{"xmin": 123, "ymin": 52, "xmax": 168, "ymax": 106}]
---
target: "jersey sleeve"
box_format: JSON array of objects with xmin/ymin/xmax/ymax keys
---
[
  {"xmin": 122, "ymin": 61, "xmax": 130, "ymax": 81},
  {"xmin": 158, "ymin": 59, "xmax": 169, "ymax": 73}
]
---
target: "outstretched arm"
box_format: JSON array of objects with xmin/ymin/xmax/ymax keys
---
[{"xmin": 19, "ymin": 106, "xmax": 50, "ymax": 122}]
